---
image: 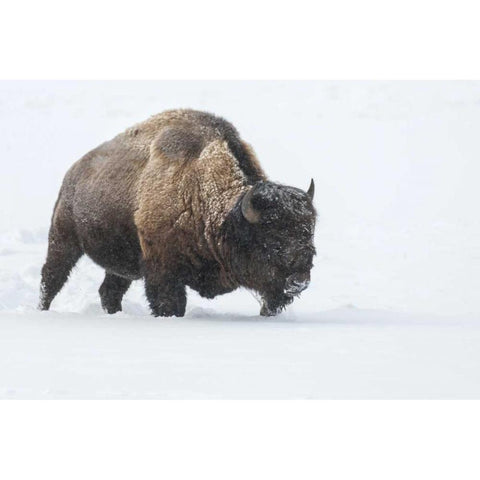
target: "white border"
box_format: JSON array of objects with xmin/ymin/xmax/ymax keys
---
[
  {"xmin": 1, "ymin": 401, "xmax": 479, "ymax": 479},
  {"xmin": 1, "ymin": 0, "xmax": 480, "ymax": 79}
]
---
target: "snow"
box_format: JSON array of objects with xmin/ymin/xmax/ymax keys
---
[{"xmin": 1, "ymin": 81, "xmax": 479, "ymax": 398}]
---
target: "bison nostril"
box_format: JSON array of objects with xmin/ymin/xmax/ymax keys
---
[
  {"xmin": 296, "ymin": 280, "xmax": 309, "ymax": 289},
  {"xmin": 285, "ymin": 275, "xmax": 310, "ymax": 295}
]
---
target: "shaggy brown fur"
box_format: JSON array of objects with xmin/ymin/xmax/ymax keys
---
[{"xmin": 39, "ymin": 109, "xmax": 315, "ymax": 316}]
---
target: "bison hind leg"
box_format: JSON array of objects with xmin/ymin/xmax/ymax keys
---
[
  {"xmin": 99, "ymin": 273, "xmax": 132, "ymax": 314},
  {"xmin": 39, "ymin": 233, "xmax": 83, "ymax": 311}
]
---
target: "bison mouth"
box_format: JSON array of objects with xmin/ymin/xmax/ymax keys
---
[
  {"xmin": 284, "ymin": 273, "xmax": 310, "ymax": 297},
  {"xmin": 260, "ymin": 301, "xmax": 288, "ymax": 317},
  {"xmin": 259, "ymin": 276, "xmax": 310, "ymax": 316}
]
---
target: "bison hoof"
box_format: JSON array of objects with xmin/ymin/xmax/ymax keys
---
[
  {"xmin": 102, "ymin": 303, "xmax": 122, "ymax": 314},
  {"xmin": 260, "ymin": 304, "xmax": 283, "ymax": 317},
  {"xmin": 151, "ymin": 305, "xmax": 185, "ymax": 317}
]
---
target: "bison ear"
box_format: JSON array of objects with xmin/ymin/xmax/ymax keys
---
[
  {"xmin": 241, "ymin": 186, "xmax": 261, "ymax": 223},
  {"xmin": 306, "ymin": 178, "xmax": 315, "ymax": 201}
]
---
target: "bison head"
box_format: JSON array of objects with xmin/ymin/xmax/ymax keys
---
[{"xmin": 234, "ymin": 179, "xmax": 316, "ymax": 316}]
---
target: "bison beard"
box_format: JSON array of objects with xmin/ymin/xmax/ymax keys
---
[{"xmin": 39, "ymin": 109, "xmax": 316, "ymax": 317}]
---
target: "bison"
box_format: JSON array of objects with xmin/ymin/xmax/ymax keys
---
[{"xmin": 39, "ymin": 109, "xmax": 316, "ymax": 316}]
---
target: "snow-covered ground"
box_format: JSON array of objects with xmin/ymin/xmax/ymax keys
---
[{"xmin": 1, "ymin": 81, "xmax": 479, "ymax": 398}]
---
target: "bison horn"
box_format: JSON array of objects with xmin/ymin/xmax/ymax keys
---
[
  {"xmin": 241, "ymin": 186, "xmax": 261, "ymax": 223},
  {"xmin": 306, "ymin": 178, "xmax": 315, "ymax": 201}
]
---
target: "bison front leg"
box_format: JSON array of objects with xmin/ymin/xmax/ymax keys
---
[{"xmin": 144, "ymin": 267, "xmax": 186, "ymax": 317}]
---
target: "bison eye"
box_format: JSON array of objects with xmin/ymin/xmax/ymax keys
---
[
  {"xmin": 288, "ymin": 252, "xmax": 314, "ymax": 272},
  {"xmin": 289, "ymin": 257, "xmax": 306, "ymax": 271}
]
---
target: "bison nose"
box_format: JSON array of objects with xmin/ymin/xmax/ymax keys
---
[{"xmin": 285, "ymin": 273, "xmax": 310, "ymax": 295}]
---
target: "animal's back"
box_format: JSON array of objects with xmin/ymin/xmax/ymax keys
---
[{"xmin": 140, "ymin": 110, "xmax": 264, "ymax": 182}]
